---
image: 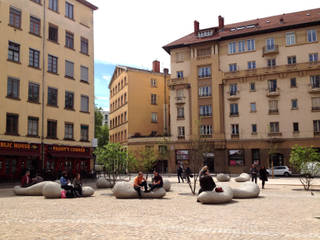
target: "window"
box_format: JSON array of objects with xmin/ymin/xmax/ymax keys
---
[
  {"xmin": 199, "ymin": 86, "xmax": 211, "ymax": 97},
  {"xmin": 124, "ymin": 111, "xmax": 127, "ymax": 121},
  {"xmin": 309, "ymin": 53, "xmax": 318, "ymax": 63},
  {"xmin": 177, "ymin": 71, "xmax": 183, "ymax": 78},
  {"xmin": 28, "ymin": 82, "xmax": 39, "ymax": 103},
  {"xmin": 124, "ymin": 93, "xmax": 127, "ymax": 103},
  {"xmin": 64, "ymin": 123, "xmax": 73, "ymax": 140},
  {"xmin": 248, "ymin": 61, "xmax": 256, "ymax": 69},
  {"xmin": 290, "ymin": 78, "xmax": 297, "ymax": 88},
  {"xmin": 270, "ymin": 122, "xmax": 279, "ymax": 133},
  {"xmin": 65, "ymin": 31, "xmax": 74, "ymax": 49},
  {"xmin": 151, "ymin": 94, "xmax": 157, "ymax": 105},
  {"xmin": 291, "ymin": 99, "xmax": 298, "ymax": 109},
  {"xmin": 230, "ymin": 103, "xmax": 239, "ymax": 116},
  {"xmin": 7, "ymin": 77, "xmax": 20, "ymax": 99},
  {"xmin": 266, "ymin": 38, "xmax": 275, "ymax": 50},
  {"xmin": 231, "ymin": 124, "xmax": 239, "ymax": 135},
  {"xmin": 310, "ymin": 75, "xmax": 320, "ymax": 88},
  {"xmin": 177, "ymin": 107, "xmax": 184, "ymax": 119},
  {"xmin": 48, "ymin": 55, "xmax": 58, "ymax": 73},
  {"xmin": 29, "ymin": 48, "xmax": 40, "ymax": 68},
  {"xmin": 28, "ymin": 117, "xmax": 38, "ymax": 136},
  {"xmin": 49, "ymin": 0, "xmax": 58, "ymax": 12},
  {"xmin": 293, "ymin": 122, "xmax": 299, "ymax": 132},
  {"xmin": 228, "ymin": 42, "xmax": 236, "ymax": 54},
  {"xmin": 268, "ymin": 79, "xmax": 277, "ymax": 92},
  {"xmin": 269, "ymin": 100, "xmax": 278, "ymax": 113},
  {"xmin": 238, "ymin": 40, "xmax": 245, "ymax": 52},
  {"xmin": 307, "ymin": 30, "xmax": 317, "ymax": 42},
  {"xmin": 267, "ymin": 58, "xmax": 276, "ymax": 67},
  {"xmin": 80, "ymin": 66, "xmax": 89, "ymax": 82},
  {"xmin": 175, "ymin": 52, "xmax": 184, "ymax": 62},
  {"xmin": 252, "ymin": 124, "xmax": 257, "ymax": 134},
  {"xmin": 229, "ymin": 63, "xmax": 237, "ymax": 72},
  {"xmin": 229, "ymin": 84, "xmax": 237, "ymax": 96},
  {"xmin": 151, "ymin": 112, "xmax": 158, "ymax": 123},
  {"xmin": 287, "ymin": 56, "xmax": 296, "ymax": 65},
  {"xmin": 314, "ymin": 120, "xmax": 320, "ymax": 134},
  {"xmin": 65, "ymin": 60, "xmax": 74, "ymax": 78},
  {"xmin": 65, "ymin": 2, "xmax": 74, "ymax": 19},
  {"xmin": 81, "ymin": 125, "xmax": 89, "ymax": 141},
  {"xmin": 197, "ymin": 48, "xmax": 211, "ymax": 57},
  {"xmin": 48, "ymin": 25, "xmax": 58, "ymax": 42},
  {"xmin": 65, "ymin": 91, "xmax": 74, "ymax": 109},
  {"xmin": 252, "ymin": 149, "xmax": 260, "ymax": 164},
  {"xmin": 48, "ymin": 87, "xmax": 58, "ymax": 106},
  {"xmin": 6, "ymin": 114, "xmax": 19, "ymax": 135},
  {"xmin": 198, "ymin": 66, "xmax": 211, "ymax": 78},
  {"xmin": 31, "ymin": 0, "xmax": 41, "ymax": 4},
  {"xmin": 47, "ymin": 120, "xmax": 57, "ymax": 139},
  {"xmin": 250, "ymin": 82, "xmax": 255, "ymax": 91},
  {"xmin": 247, "ymin": 39, "xmax": 255, "ymax": 51},
  {"xmin": 250, "ymin": 102, "xmax": 256, "ymax": 112},
  {"xmin": 151, "ymin": 79, "xmax": 157, "ymax": 87},
  {"xmin": 30, "ymin": 16, "xmax": 40, "ymax": 35},
  {"xmin": 312, "ymin": 97, "xmax": 320, "ymax": 111},
  {"xmin": 228, "ymin": 150, "xmax": 244, "ymax": 166},
  {"xmin": 8, "ymin": 41, "xmax": 20, "ymax": 62},
  {"xmin": 199, "ymin": 105, "xmax": 212, "ymax": 116},
  {"xmin": 178, "ymin": 126, "xmax": 185, "ymax": 138},
  {"xmin": 81, "ymin": 95, "xmax": 89, "ymax": 112},
  {"xmin": 286, "ymin": 32, "xmax": 296, "ymax": 45},
  {"xmin": 9, "ymin": 7, "xmax": 21, "ymax": 28},
  {"xmin": 200, "ymin": 125, "xmax": 212, "ymax": 136},
  {"xmin": 81, "ymin": 37, "xmax": 88, "ymax": 55}
]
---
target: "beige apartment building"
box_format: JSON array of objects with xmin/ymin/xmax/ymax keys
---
[
  {"xmin": 0, "ymin": 0, "xmax": 97, "ymax": 180},
  {"xmin": 164, "ymin": 8, "xmax": 320, "ymax": 173}
]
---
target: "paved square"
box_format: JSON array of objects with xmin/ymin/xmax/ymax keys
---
[{"xmin": 0, "ymin": 177, "xmax": 319, "ymax": 240}]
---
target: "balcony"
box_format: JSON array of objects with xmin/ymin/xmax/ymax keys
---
[
  {"xmin": 227, "ymin": 91, "xmax": 240, "ymax": 100},
  {"xmin": 312, "ymin": 107, "xmax": 320, "ymax": 112},
  {"xmin": 266, "ymin": 88, "xmax": 280, "ymax": 97},
  {"xmin": 231, "ymin": 134, "xmax": 239, "ymax": 139},
  {"xmin": 314, "ymin": 132, "xmax": 320, "ymax": 137},
  {"xmin": 308, "ymin": 84, "xmax": 320, "ymax": 93},
  {"xmin": 168, "ymin": 77, "xmax": 188, "ymax": 87},
  {"xmin": 229, "ymin": 112, "xmax": 239, "ymax": 117},
  {"xmin": 175, "ymin": 96, "xmax": 186, "ymax": 104},
  {"xmin": 268, "ymin": 109, "xmax": 279, "ymax": 115},
  {"xmin": 262, "ymin": 45, "xmax": 279, "ymax": 57},
  {"xmin": 268, "ymin": 132, "xmax": 282, "ymax": 137}
]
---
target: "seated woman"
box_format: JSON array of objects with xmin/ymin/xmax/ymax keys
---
[
  {"xmin": 60, "ymin": 171, "xmax": 76, "ymax": 197},
  {"xmin": 198, "ymin": 169, "xmax": 216, "ymax": 195},
  {"xmin": 72, "ymin": 173, "xmax": 83, "ymax": 197},
  {"xmin": 21, "ymin": 170, "xmax": 32, "ymax": 188}
]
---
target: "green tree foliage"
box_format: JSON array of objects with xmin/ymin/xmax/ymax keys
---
[
  {"xmin": 290, "ymin": 145, "xmax": 320, "ymax": 190},
  {"xmin": 98, "ymin": 125, "xmax": 109, "ymax": 147},
  {"xmin": 94, "ymin": 107, "xmax": 103, "ymax": 138},
  {"xmin": 134, "ymin": 146, "xmax": 158, "ymax": 180}
]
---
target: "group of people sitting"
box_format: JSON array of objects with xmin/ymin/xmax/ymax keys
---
[{"xmin": 133, "ymin": 170, "xmax": 163, "ymax": 197}]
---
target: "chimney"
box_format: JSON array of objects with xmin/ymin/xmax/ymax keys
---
[
  {"xmin": 194, "ymin": 20, "xmax": 199, "ymax": 35},
  {"xmin": 218, "ymin": 15, "xmax": 224, "ymax": 29},
  {"xmin": 152, "ymin": 60, "xmax": 160, "ymax": 73}
]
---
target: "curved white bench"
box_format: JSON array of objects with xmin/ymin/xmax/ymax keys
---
[
  {"xmin": 42, "ymin": 182, "xmax": 62, "ymax": 198},
  {"xmin": 232, "ymin": 182, "xmax": 260, "ymax": 198},
  {"xmin": 234, "ymin": 173, "xmax": 250, "ymax": 182},
  {"xmin": 216, "ymin": 173, "xmax": 230, "ymax": 182},
  {"xmin": 163, "ymin": 179, "xmax": 171, "ymax": 192},
  {"xmin": 197, "ymin": 185, "xmax": 233, "ymax": 204},
  {"xmin": 113, "ymin": 182, "xmax": 166, "ymax": 199},
  {"xmin": 82, "ymin": 186, "xmax": 95, "ymax": 197},
  {"xmin": 13, "ymin": 181, "xmax": 53, "ymax": 196},
  {"xmin": 96, "ymin": 178, "xmax": 113, "ymax": 188}
]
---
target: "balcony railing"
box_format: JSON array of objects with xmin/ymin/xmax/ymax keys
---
[
  {"xmin": 268, "ymin": 109, "xmax": 279, "ymax": 114},
  {"xmin": 308, "ymin": 84, "xmax": 320, "ymax": 93},
  {"xmin": 168, "ymin": 77, "xmax": 188, "ymax": 87},
  {"xmin": 175, "ymin": 96, "xmax": 186, "ymax": 104},
  {"xmin": 312, "ymin": 107, "xmax": 320, "ymax": 111},
  {"xmin": 231, "ymin": 133, "xmax": 239, "ymax": 139},
  {"xmin": 263, "ymin": 45, "xmax": 279, "ymax": 56},
  {"xmin": 268, "ymin": 132, "xmax": 282, "ymax": 137},
  {"xmin": 227, "ymin": 90, "xmax": 240, "ymax": 100},
  {"xmin": 266, "ymin": 88, "xmax": 280, "ymax": 97}
]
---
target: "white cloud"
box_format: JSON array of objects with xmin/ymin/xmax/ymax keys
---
[
  {"xmin": 102, "ymin": 75, "xmax": 111, "ymax": 81},
  {"xmin": 95, "ymin": 96, "xmax": 109, "ymax": 101}
]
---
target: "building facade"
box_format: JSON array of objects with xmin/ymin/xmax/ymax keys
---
[
  {"xmin": 164, "ymin": 8, "xmax": 320, "ymax": 173},
  {"xmin": 0, "ymin": 0, "xmax": 97, "ymax": 180},
  {"xmin": 101, "ymin": 110, "xmax": 110, "ymax": 127}
]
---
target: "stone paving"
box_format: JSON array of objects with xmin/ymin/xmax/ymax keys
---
[{"xmin": 0, "ymin": 177, "xmax": 319, "ymax": 240}]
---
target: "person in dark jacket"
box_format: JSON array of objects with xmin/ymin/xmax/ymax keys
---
[
  {"xmin": 250, "ymin": 164, "xmax": 258, "ymax": 184},
  {"xmin": 185, "ymin": 167, "xmax": 191, "ymax": 183},
  {"xmin": 177, "ymin": 166, "xmax": 184, "ymax": 183},
  {"xmin": 259, "ymin": 166, "xmax": 268, "ymax": 189},
  {"xmin": 149, "ymin": 170, "xmax": 163, "ymax": 191},
  {"xmin": 72, "ymin": 173, "xmax": 83, "ymax": 197},
  {"xmin": 198, "ymin": 169, "xmax": 216, "ymax": 195}
]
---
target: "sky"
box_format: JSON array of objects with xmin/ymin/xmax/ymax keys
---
[{"xmin": 91, "ymin": 0, "xmax": 319, "ymax": 110}]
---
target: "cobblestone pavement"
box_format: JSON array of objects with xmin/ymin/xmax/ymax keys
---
[{"xmin": 0, "ymin": 177, "xmax": 319, "ymax": 240}]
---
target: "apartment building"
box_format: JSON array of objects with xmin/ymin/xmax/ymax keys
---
[
  {"xmin": 164, "ymin": 8, "xmax": 320, "ymax": 173},
  {"xmin": 0, "ymin": 0, "xmax": 97, "ymax": 180}
]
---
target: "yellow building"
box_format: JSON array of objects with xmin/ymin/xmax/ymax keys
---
[
  {"xmin": 0, "ymin": 0, "xmax": 97, "ymax": 180},
  {"xmin": 164, "ymin": 8, "xmax": 320, "ymax": 173},
  {"xmin": 109, "ymin": 61, "xmax": 171, "ymax": 172}
]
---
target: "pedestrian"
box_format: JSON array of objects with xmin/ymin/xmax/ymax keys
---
[
  {"xmin": 177, "ymin": 165, "xmax": 184, "ymax": 183},
  {"xmin": 185, "ymin": 166, "xmax": 191, "ymax": 183},
  {"xmin": 259, "ymin": 166, "xmax": 268, "ymax": 189},
  {"xmin": 250, "ymin": 164, "xmax": 258, "ymax": 184}
]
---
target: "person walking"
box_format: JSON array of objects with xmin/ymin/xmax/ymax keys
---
[
  {"xmin": 177, "ymin": 165, "xmax": 184, "ymax": 183},
  {"xmin": 250, "ymin": 164, "xmax": 258, "ymax": 184},
  {"xmin": 259, "ymin": 166, "xmax": 268, "ymax": 189},
  {"xmin": 185, "ymin": 166, "xmax": 191, "ymax": 183}
]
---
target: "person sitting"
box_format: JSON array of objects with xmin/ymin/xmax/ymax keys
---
[
  {"xmin": 60, "ymin": 171, "xmax": 76, "ymax": 197},
  {"xmin": 149, "ymin": 170, "xmax": 163, "ymax": 191},
  {"xmin": 199, "ymin": 165, "xmax": 208, "ymax": 179},
  {"xmin": 198, "ymin": 169, "xmax": 216, "ymax": 195},
  {"xmin": 21, "ymin": 170, "xmax": 32, "ymax": 188},
  {"xmin": 72, "ymin": 173, "xmax": 82, "ymax": 197},
  {"xmin": 133, "ymin": 172, "xmax": 149, "ymax": 197},
  {"xmin": 32, "ymin": 171, "xmax": 43, "ymax": 184}
]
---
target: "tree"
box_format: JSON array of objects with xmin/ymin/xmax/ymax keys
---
[
  {"xmin": 98, "ymin": 125, "xmax": 109, "ymax": 147},
  {"xmin": 134, "ymin": 146, "xmax": 158, "ymax": 180},
  {"xmin": 289, "ymin": 145, "xmax": 320, "ymax": 190},
  {"xmin": 94, "ymin": 106, "xmax": 103, "ymax": 138}
]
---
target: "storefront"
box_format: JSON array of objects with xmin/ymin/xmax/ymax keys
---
[{"xmin": 0, "ymin": 141, "xmax": 40, "ymax": 180}]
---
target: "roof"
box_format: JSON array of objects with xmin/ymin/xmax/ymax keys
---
[
  {"xmin": 163, "ymin": 8, "xmax": 320, "ymax": 53},
  {"xmin": 76, "ymin": 0, "xmax": 98, "ymax": 10}
]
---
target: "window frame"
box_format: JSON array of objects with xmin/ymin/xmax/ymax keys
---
[
  {"xmin": 47, "ymin": 120, "xmax": 57, "ymax": 139},
  {"xmin": 7, "ymin": 77, "xmax": 20, "ymax": 99},
  {"xmin": 6, "ymin": 113, "xmax": 19, "ymax": 135},
  {"xmin": 48, "ymin": 24, "xmax": 58, "ymax": 42},
  {"xmin": 65, "ymin": 60, "xmax": 74, "ymax": 78},
  {"xmin": 28, "ymin": 82, "xmax": 40, "ymax": 103},
  {"xmin": 80, "ymin": 37, "xmax": 89, "ymax": 55},
  {"xmin": 65, "ymin": 91, "xmax": 74, "ymax": 110},
  {"xmin": 65, "ymin": 31, "xmax": 74, "ymax": 49},
  {"xmin": 65, "ymin": 2, "xmax": 74, "ymax": 19},
  {"xmin": 47, "ymin": 87, "xmax": 58, "ymax": 106},
  {"xmin": 49, "ymin": 0, "xmax": 58, "ymax": 12},
  {"xmin": 80, "ymin": 95, "xmax": 89, "ymax": 112},
  {"xmin": 28, "ymin": 116, "xmax": 39, "ymax": 136},
  {"xmin": 29, "ymin": 48, "xmax": 40, "ymax": 68},
  {"xmin": 8, "ymin": 41, "xmax": 20, "ymax": 63},
  {"xmin": 9, "ymin": 7, "xmax": 21, "ymax": 29},
  {"xmin": 48, "ymin": 54, "xmax": 58, "ymax": 73},
  {"xmin": 64, "ymin": 122, "xmax": 74, "ymax": 140},
  {"xmin": 80, "ymin": 125, "xmax": 89, "ymax": 141}
]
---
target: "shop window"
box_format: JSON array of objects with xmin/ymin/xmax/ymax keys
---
[{"xmin": 228, "ymin": 149, "xmax": 244, "ymax": 166}]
